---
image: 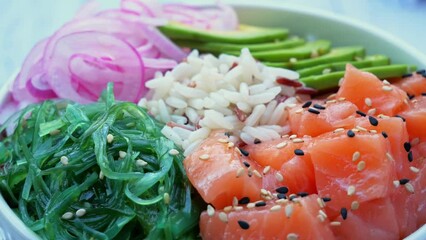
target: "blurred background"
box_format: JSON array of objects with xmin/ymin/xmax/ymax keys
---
[{"xmin": 1, "ymin": 0, "xmax": 425, "ymax": 84}]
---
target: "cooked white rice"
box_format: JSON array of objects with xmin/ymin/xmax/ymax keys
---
[{"xmin": 138, "ymin": 48, "xmax": 301, "ymax": 156}]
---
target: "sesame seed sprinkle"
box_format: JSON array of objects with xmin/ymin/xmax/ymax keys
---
[
  {"xmin": 287, "ymin": 233, "xmax": 299, "ymax": 240},
  {"xmin": 260, "ymin": 188, "xmax": 268, "ymax": 195},
  {"xmin": 119, "ymin": 151, "xmax": 127, "ymax": 159},
  {"xmin": 277, "ymin": 193, "xmax": 287, "ymax": 200},
  {"xmin": 223, "ymin": 206, "xmax": 233, "ymax": 212},
  {"xmin": 327, "ymin": 93, "xmax": 337, "ymax": 100},
  {"xmin": 319, "ymin": 210, "xmax": 328, "ymax": 219},
  {"xmin": 227, "ymin": 142, "xmax": 235, "ymax": 148},
  {"xmin": 347, "ymin": 130, "xmax": 355, "ymax": 138},
  {"xmin": 351, "ymin": 201, "xmax": 360, "ymax": 210},
  {"xmin": 408, "ymin": 151, "xmax": 413, "ymax": 162},
  {"xmin": 199, "ymin": 154, "xmax": 210, "ymax": 160},
  {"xmin": 399, "ymin": 178, "xmax": 410, "ymax": 185},
  {"xmin": 313, "ymin": 104, "xmax": 326, "ymax": 110},
  {"xmin": 308, "ymin": 108, "xmax": 320, "ymax": 114},
  {"xmin": 383, "ymin": 79, "xmax": 391, "ymax": 85},
  {"xmin": 61, "ymin": 212, "xmax": 74, "ymax": 220},
  {"xmin": 364, "ymin": 98, "xmax": 372, "ymax": 107},
  {"xmin": 404, "ymin": 142, "xmax": 412, "ymax": 152},
  {"xmin": 289, "ymin": 134, "xmax": 297, "ymax": 139},
  {"xmin": 168, "ymin": 149, "xmax": 179, "ymax": 155},
  {"xmin": 107, "ymin": 134, "xmax": 114, "ymax": 143},
  {"xmin": 243, "ymin": 161, "xmax": 250, "ymax": 168},
  {"xmin": 136, "ymin": 159, "xmax": 148, "ymax": 167},
  {"xmin": 369, "ymin": 130, "xmax": 378, "ymax": 134},
  {"xmin": 294, "ymin": 149, "xmax": 304, "ymax": 156},
  {"xmin": 60, "ymin": 156, "xmax": 69, "ymax": 165},
  {"xmin": 356, "ymin": 110, "xmax": 367, "ymax": 117},
  {"xmin": 352, "ymin": 151, "xmax": 361, "ymax": 162},
  {"xmin": 338, "ymin": 97, "xmax": 346, "ymax": 101},
  {"xmin": 237, "ymin": 220, "xmax": 250, "ymax": 230},
  {"xmin": 368, "ymin": 116, "xmax": 379, "ymax": 126},
  {"xmin": 347, "ymin": 186, "xmax": 356, "ymax": 196},
  {"xmin": 393, "ymin": 180, "xmax": 400, "ymax": 188},
  {"xmin": 239, "ymin": 148, "xmax": 249, "ymax": 157},
  {"xmin": 386, "ymin": 153, "xmax": 394, "ymax": 162},
  {"xmin": 317, "ymin": 214, "xmax": 326, "ymax": 222},
  {"xmin": 340, "ymin": 207, "xmax": 348, "ymax": 220},
  {"xmin": 99, "ymin": 171, "xmax": 104, "ymax": 180},
  {"xmin": 218, "ymin": 212, "xmax": 228, "ymax": 223},
  {"xmin": 317, "ymin": 198, "xmax": 326, "ymax": 208},
  {"xmin": 233, "ymin": 197, "xmax": 238, "ymax": 206},
  {"xmin": 76, "ymin": 208, "xmax": 86, "ymax": 217},
  {"xmin": 239, "ymin": 197, "xmax": 250, "ymax": 205},
  {"xmin": 236, "ymin": 168, "xmax": 245, "ymax": 178},
  {"xmin": 234, "ymin": 206, "xmax": 243, "ymax": 211},
  {"xmin": 330, "ymin": 221, "xmax": 342, "ymax": 226},
  {"xmin": 263, "ymin": 166, "xmax": 271, "ymax": 175},
  {"xmin": 207, "ymin": 205, "xmax": 215, "ymax": 217},
  {"xmin": 276, "ymin": 141, "xmax": 288, "ymax": 149},
  {"xmin": 322, "ymin": 197, "xmax": 331, "ymax": 202},
  {"xmin": 367, "ymin": 108, "xmax": 377, "ymax": 116},
  {"xmin": 334, "ymin": 128, "xmax": 345, "ymax": 133},
  {"xmin": 276, "ymin": 186, "xmax": 289, "ymax": 194},
  {"xmin": 292, "ymin": 138, "xmax": 304, "ymax": 143},
  {"xmin": 247, "ymin": 203, "xmax": 255, "ymax": 209},
  {"xmin": 275, "ymin": 172, "xmax": 284, "ymax": 182},
  {"xmin": 405, "ymin": 183, "xmax": 415, "ymax": 193},
  {"xmin": 217, "ymin": 138, "xmax": 228, "ymax": 143},
  {"xmin": 382, "ymin": 85, "xmax": 393, "ymax": 92},
  {"xmin": 410, "ymin": 166, "xmax": 420, "ymax": 173},
  {"xmin": 356, "ymin": 126, "xmax": 367, "ymax": 132},
  {"xmin": 270, "ymin": 205, "xmax": 282, "ymax": 212},
  {"xmin": 382, "ymin": 131, "xmax": 388, "ymax": 138},
  {"xmin": 302, "ymin": 101, "xmax": 312, "ymax": 108},
  {"xmin": 254, "ymin": 138, "xmax": 262, "ymax": 144},
  {"xmin": 357, "ymin": 161, "xmax": 366, "ymax": 171},
  {"xmin": 255, "ymin": 201, "xmax": 266, "ymax": 207},
  {"xmin": 285, "ymin": 204, "xmax": 294, "ymax": 218},
  {"xmin": 253, "ymin": 170, "xmax": 262, "ymax": 178},
  {"xmin": 163, "ymin": 193, "xmax": 170, "ymax": 204}
]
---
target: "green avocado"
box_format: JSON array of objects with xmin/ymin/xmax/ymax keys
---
[
  {"xmin": 159, "ymin": 23, "xmax": 288, "ymax": 44},
  {"xmin": 248, "ymin": 40, "xmax": 331, "ymax": 62},
  {"xmin": 300, "ymin": 64, "xmax": 417, "ymax": 91},
  {"xmin": 264, "ymin": 46, "xmax": 365, "ymax": 70},
  {"xmin": 174, "ymin": 37, "xmax": 305, "ymax": 55},
  {"xmin": 297, "ymin": 55, "xmax": 390, "ymax": 77}
]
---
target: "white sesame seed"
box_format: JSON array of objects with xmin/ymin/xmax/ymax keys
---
[
  {"xmin": 292, "ymin": 138, "xmax": 304, "ymax": 143},
  {"xmin": 99, "ymin": 171, "xmax": 104, "ymax": 180},
  {"xmin": 60, "ymin": 156, "xmax": 69, "ymax": 165},
  {"xmin": 76, "ymin": 208, "xmax": 86, "ymax": 217},
  {"xmin": 289, "ymin": 134, "xmax": 297, "ymax": 139},
  {"xmin": 233, "ymin": 196, "xmax": 238, "ymax": 206},
  {"xmin": 282, "ymin": 134, "xmax": 289, "ymax": 138},
  {"xmin": 253, "ymin": 170, "xmax": 262, "ymax": 178},
  {"xmin": 289, "ymin": 58, "xmax": 298, "ymax": 63},
  {"xmin": 285, "ymin": 204, "xmax": 294, "ymax": 218},
  {"xmin": 276, "ymin": 199, "xmax": 288, "ymax": 204},
  {"xmin": 218, "ymin": 212, "xmax": 228, "ymax": 223},
  {"xmin": 386, "ymin": 153, "xmax": 394, "ymax": 162},
  {"xmin": 168, "ymin": 149, "xmax": 179, "ymax": 155},
  {"xmin": 365, "ymin": 98, "xmax": 372, "ymax": 107},
  {"xmin": 61, "ymin": 212, "xmax": 74, "ymax": 220},
  {"xmin": 393, "ymin": 180, "xmax": 400, "ymax": 188},
  {"xmin": 263, "ymin": 166, "xmax": 271, "ymax": 175},
  {"xmin": 352, "ymin": 151, "xmax": 360, "ymax": 162},
  {"xmin": 227, "ymin": 142, "xmax": 235, "ymax": 148},
  {"xmin": 333, "ymin": 128, "xmax": 345, "ymax": 133},
  {"xmin": 367, "ymin": 108, "xmax": 377, "ymax": 116},
  {"xmin": 405, "ymin": 183, "xmax": 415, "ymax": 193},
  {"xmin": 247, "ymin": 203, "xmax": 255, "ymax": 209},
  {"xmin": 287, "ymin": 233, "xmax": 299, "ymax": 240},
  {"xmin": 234, "ymin": 206, "xmax": 243, "ymax": 211},
  {"xmin": 317, "ymin": 197, "xmax": 325, "ymax": 208},
  {"xmin": 383, "ymin": 79, "xmax": 391, "ymax": 85},
  {"xmin": 317, "ymin": 214, "xmax": 326, "ymax": 222},
  {"xmin": 351, "ymin": 128, "xmax": 360, "ymax": 133},
  {"xmin": 319, "ymin": 209, "xmax": 328, "ymax": 219},
  {"xmin": 107, "ymin": 134, "xmax": 114, "ymax": 143},
  {"xmin": 207, "ymin": 205, "xmax": 215, "ymax": 217},
  {"xmin": 338, "ymin": 97, "xmax": 346, "ymax": 101},
  {"xmin": 295, "ymin": 108, "xmax": 304, "ymax": 114},
  {"xmin": 260, "ymin": 188, "xmax": 268, "ymax": 196},
  {"xmin": 119, "ymin": 151, "xmax": 127, "ymax": 159},
  {"xmin": 199, "ymin": 154, "xmax": 210, "ymax": 160},
  {"xmin": 382, "ymin": 86, "xmax": 393, "ymax": 92},
  {"xmin": 217, "ymin": 138, "xmax": 228, "ymax": 143},
  {"xmin": 357, "ymin": 161, "xmax": 366, "ymax": 171},
  {"xmin": 326, "ymin": 100, "xmax": 337, "ymax": 104},
  {"xmin": 410, "ymin": 166, "xmax": 420, "ymax": 173},
  {"xmin": 330, "ymin": 221, "xmax": 341, "ymax": 226},
  {"xmin": 287, "ymin": 103, "xmax": 297, "ymax": 108},
  {"xmin": 223, "ymin": 206, "xmax": 233, "ymax": 212},
  {"xmin": 378, "ymin": 114, "xmax": 390, "ymax": 119},
  {"xmin": 356, "ymin": 126, "xmax": 368, "ymax": 132},
  {"xmin": 136, "ymin": 159, "xmax": 148, "ymax": 167},
  {"xmin": 327, "ymin": 93, "xmax": 337, "ymax": 100},
  {"xmin": 270, "ymin": 205, "xmax": 282, "ymax": 212},
  {"xmin": 275, "ymin": 172, "xmax": 284, "ymax": 182},
  {"xmin": 351, "ymin": 201, "xmax": 360, "ymax": 210},
  {"xmin": 411, "ymin": 138, "xmax": 420, "ymax": 146},
  {"xmin": 369, "ymin": 130, "xmax": 378, "ymax": 134},
  {"xmin": 236, "ymin": 168, "xmax": 245, "ymax": 178},
  {"xmin": 322, "ymin": 68, "xmax": 332, "ymax": 74}
]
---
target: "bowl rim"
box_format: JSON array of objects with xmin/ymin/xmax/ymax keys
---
[{"xmin": 0, "ymin": 2, "xmax": 425, "ymax": 239}]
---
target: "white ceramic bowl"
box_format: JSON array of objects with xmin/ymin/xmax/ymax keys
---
[{"xmin": 1, "ymin": 3, "xmax": 426, "ymax": 240}]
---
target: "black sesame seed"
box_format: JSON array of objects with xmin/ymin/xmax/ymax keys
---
[
  {"xmin": 277, "ymin": 193, "xmax": 287, "ymax": 199},
  {"xmin": 408, "ymin": 151, "xmax": 413, "ymax": 162},
  {"xmin": 297, "ymin": 192, "xmax": 309, "ymax": 197},
  {"xmin": 407, "ymin": 93, "xmax": 415, "ymax": 100},
  {"xmin": 294, "ymin": 149, "xmax": 305, "ymax": 156},
  {"xmin": 347, "ymin": 130, "xmax": 355, "ymax": 138},
  {"xmin": 276, "ymin": 186, "xmax": 289, "ymax": 194},
  {"xmin": 422, "ymin": 93, "xmax": 426, "ymax": 96},
  {"xmin": 239, "ymin": 148, "xmax": 249, "ymax": 157},
  {"xmin": 416, "ymin": 69, "xmax": 425, "ymax": 74},
  {"xmin": 237, "ymin": 220, "xmax": 250, "ymax": 230},
  {"xmin": 399, "ymin": 178, "xmax": 410, "ymax": 185},
  {"xmin": 238, "ymin": 197, "xmax": 250, "ymax": 205},
  {"xmin": 368, "ymin": 116, "xmax": 379, "ymax": 126},
  {"xmin": 404, "ymin": 142, "xmax": 412, "ymax": 152},
  {"xmin": 255, "ymin": 201, "xmax": 266, "ymax": 207},
  {"xmin": 243, "ymin": 161, "xmax": 250, "ymax": 168},
  {"xmin": 289, "ymin": 195, "xmax": 298, "ymax": 201},
  {"xmin": 356, "ymin": 110, "xmax": 367, "ymax": 117},
  {"xmin": 313, "ymin": 103, "xmax": 326, "ymax": 110},
  {"xmin": 402, "ymin": 73, "xmax": 413, "ymax": 78},
  {"xmin": 322, "ymin": 197, "xmax": 332, "ymax": 202},
  {"xmin": 254, "ymin": 138, "xmax": 261, "ymax": 144},
  {"xmin": 302, "ymin": 101, "xmax": 312, "ymax": 108},
  {"xmin": 224, "ymin": 132, "xmax": 232, "ymax": 137},
  {"xmin": 382, "ymin": 131, "xmax": 388, "ymax": 138},
  {"xmin": 308, "ymin": 108, "xmax": 320, "ymax": 114},
  {"xmin": 340, "ymin": 207, "xmax": 348, "ymax": 220},
  {"xmin": 395, "ymin": 115, "xmax": 406, "ymax": 122}
]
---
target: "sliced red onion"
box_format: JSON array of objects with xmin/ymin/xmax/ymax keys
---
[
  {"xmin": 96, "ymin": 9, "xmax": 168, "ymax": 26},
  {"xmin": 120, "ymin": 0, "xmax": 162, "ymax": 17},
  {"xmin": 45, "ymin": 31, "xmax": 145, "ymax": 103},
  {"xmin": 141, "ymin": 26, "xmax": 186, "ymax": 61},
  {"xmin": 74, "ymin": 0, "xmax": 101, "ymax": 19}
]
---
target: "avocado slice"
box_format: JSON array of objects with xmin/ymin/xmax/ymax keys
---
[
  {"xmin": 264, "ymin": 46, "xmax": 365, "ymax": 70},
  {"xmin": 298, "ymin": 55, "xmax": 390, "ymax": 77},
  {"xmin": 159, "ymin": 23, "xmax": 288, "ymax": 44},
  {"xmin": 301, "ymin": 64, "xmax": 417, "ymax": 91},
  {"xmin": 247, "ymin": 40, "xmax": 331, "ymax": 62},
  {"xmin": 174, "ymin": 37, "xmax": 305, "ymax": 55}
]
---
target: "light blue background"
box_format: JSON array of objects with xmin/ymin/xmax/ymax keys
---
[{"xmin": 1, "ymin": 0, "xmax": 426, "ymax": 85}]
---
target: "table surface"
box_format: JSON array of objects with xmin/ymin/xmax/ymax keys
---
[{"xmin": 1, "ymin": 0, "xmax": 426, "ymax": 85}]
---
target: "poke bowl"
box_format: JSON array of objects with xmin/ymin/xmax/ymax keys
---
[{"xmin": 1, "ymin": 1, "xmax": 426, "ymax": 240}]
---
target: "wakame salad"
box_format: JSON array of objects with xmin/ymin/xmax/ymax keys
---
[{"xmin": 0, "ymin": 84, "xmax": 201, "ymax": 239}]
